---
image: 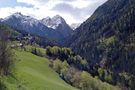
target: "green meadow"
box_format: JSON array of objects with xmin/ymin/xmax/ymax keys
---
[{"xmin": 3, "ymin": 50, "xmax": 78, "ymax": 90}]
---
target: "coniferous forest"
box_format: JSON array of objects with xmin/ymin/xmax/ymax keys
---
[{"xmin": 0, "ymin": 0, "xmax": 135, "ymax": 90}]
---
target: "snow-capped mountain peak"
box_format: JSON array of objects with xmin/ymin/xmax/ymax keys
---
[
  {"xmin": 40, "ymin": 15, "xmax": 73, "ymax": 37},
  {"xmin": 12, "ymin": 12, "xmax": 23, "ymax": 17},
  {"xmin": 70, "ymin": 23, "xmax": 81, "ymax": 30},
  {"xmin": 4, "ymin": 12, "xmax": 40, "ymax": 27},
  {"xmin": 41, "ymin": 15, "xmax": 66, "ymax": 29},
  {"xmin": 0, "ymin": 12, "xmax": 73, "ymax": 45},
  {"xmin": 41, "ymin": 17, "xmax": 52, "ymax": 28},
  {"xmin": 4, "ymin": 12, "xmax": 23, "ymax": 20}
]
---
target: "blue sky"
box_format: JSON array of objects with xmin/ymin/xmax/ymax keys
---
[
  {"xmin": 0, "ymin": 0, "xmax": 107, "ymax": 24},
  {"xmin": 0, "ymin": 0, "xmax": 33, "ymax": 8}
]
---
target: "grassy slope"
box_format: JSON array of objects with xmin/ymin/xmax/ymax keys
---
[{"xmin": 4, "ymin": 50, "xmax": 78, "ymax": 90}]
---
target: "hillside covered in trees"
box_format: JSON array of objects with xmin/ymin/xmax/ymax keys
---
[
  {"xmin": 68, "ymin": 0, "xmax": 135, "ymax": 89},
  {"xmin": 0, "ymin": 0, "xmax": 135, "ymax": 90},
  {"xmin": 0, "ymin": 25, "xmax": 120, "ymax": 90}
]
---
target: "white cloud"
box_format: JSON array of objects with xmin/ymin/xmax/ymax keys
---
[
  {"xmin": 0, "ymin": 7, "xmax": 34, "ymax": 18},
  {"xmin": 17, "ymin": 0, "xmax": 41, "ymax": 7},
  {"xmin": 68, "ymin": 0, "xmax": 95, "ymax": 8},
  {"xmin": 0, "ymin": 0, "xmax": 107, "ymax": 24},
  {"xmin": 0, "ymin": 7, "xmax": 13, "ymax": 18}
]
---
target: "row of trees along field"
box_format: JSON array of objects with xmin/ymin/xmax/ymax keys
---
[
  {"xmin": 45, "ymin": 46, "xmax": 120, "ymax": 90},
  {"xmin": 25, "ymin": 46, "xmax": 120, "ymax": 90}
]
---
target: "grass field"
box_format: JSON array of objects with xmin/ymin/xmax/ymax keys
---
[{"xmin": 3, "ymin": 50, "xmax": 78, "ymax": 90}]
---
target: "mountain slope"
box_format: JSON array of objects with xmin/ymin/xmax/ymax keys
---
[
  {"xmin": 41, "ymin": 15, "xmax": 73, "ymax": 38},
  {"xmin": 0, "ymin": 24, "xmax": 58, "ymax": 47},
  {"xmin": 69, "ymin": 0, "xmax": 135, "ymax": 75},
  {"xmin": 3, "ymin": 50, "xmax": 78, "ymax": 90},
  {"xmin": 1, "ymin": 13, "xmax": 68, "ymax": 44}
]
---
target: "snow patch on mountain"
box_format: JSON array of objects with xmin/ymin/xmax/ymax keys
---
[
  {"xmin": 70, "ymin": 23, "xmax": 81, "ymax": 30},
  {"xmin": 40, "ymin": 15, "xmax": 66, "ymax": 29},
  {"xmin": 3, "ymin": 12, "xmax": 40, "ymax": 27}
]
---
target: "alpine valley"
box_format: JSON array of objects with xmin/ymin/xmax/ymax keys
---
[{"xmin": 0, "ymin": 0, "xmax": 135, "ymax": 90}]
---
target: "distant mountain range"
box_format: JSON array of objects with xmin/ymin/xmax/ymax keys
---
[
  {"xmin": 70, "ymin": 23, "xmax": 81, "ymax": 30},
  {"xmin": 0, "ymin": 13, "xmax": 73, "ymax": 45}
]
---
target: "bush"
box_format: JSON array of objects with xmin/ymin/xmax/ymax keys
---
[
  {"xmin": 0, "ymin": 77, "xmax": 6, "ymax": 90},
  {"xmin": 52, "ymin": 59, "xmax": 62, "ymax": 74}
]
